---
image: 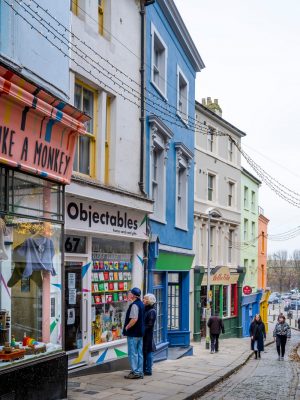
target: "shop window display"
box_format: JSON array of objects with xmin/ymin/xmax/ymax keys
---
[
  {"xmin": 91, "ymin": 238, "xmax": 133, "ymax": 345},
  {"xmin": 0, "ymin": 168, "xmax": 63, "ymax": 368}
]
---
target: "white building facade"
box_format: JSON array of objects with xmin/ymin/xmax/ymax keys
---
[
  {"xmin": 192, "ymin": 98, "xmax": 246, "ymax": 339},
  {"xmin": 66, "ymin": 0, "xmax": 152, "ymax": 370}
]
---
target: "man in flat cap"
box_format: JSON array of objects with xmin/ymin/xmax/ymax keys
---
[{"xmin": 123, "ymin": 287, "xmax": 145, "ymax": 379}]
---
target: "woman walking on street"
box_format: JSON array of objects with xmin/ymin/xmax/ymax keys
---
[
  {"xmin": 143, "ymin": 293, "xmax": 157, "ymax": 376},
  {"xmin": 249, "ymin": 314, "xmax": 266, "ymax": 359},
  {"xmin": 273, "ymin": 314, "xmax": 291, "ymax": 361}
]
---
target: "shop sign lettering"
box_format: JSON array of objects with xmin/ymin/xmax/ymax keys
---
[{"xmin": 65, "ymin": 198, "xmax": 148, "ymax": 240}]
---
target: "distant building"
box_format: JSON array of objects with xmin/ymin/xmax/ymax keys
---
[{"xmin": 193, "ymin": 98, "xmax": 246, "ymax": 339}]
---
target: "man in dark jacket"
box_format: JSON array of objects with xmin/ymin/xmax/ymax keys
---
[
  {"xmin": 207, "ymin": 313, "xmax": 225, "ymax": 353},
  {"xmin": 123, "ymin": 287, "xmax": 145, "ymax": 379}
]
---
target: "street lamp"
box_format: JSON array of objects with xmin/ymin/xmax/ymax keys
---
[{"xmin": 206, "ymin": 209, "xmax": 222, "ymax": 349}]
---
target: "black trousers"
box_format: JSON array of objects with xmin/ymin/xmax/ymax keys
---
[
  {"xmin": 210, "ymin": 334, "xmax": 220, "ymax": 352},
  {"xmin": 276, "ymin": 335, "xmax": 287, "ymax": 357}
]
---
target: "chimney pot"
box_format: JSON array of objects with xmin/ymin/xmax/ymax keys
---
[{"xmin": 202, "ymin": 98, "xmax": 206, "ymax": 106}]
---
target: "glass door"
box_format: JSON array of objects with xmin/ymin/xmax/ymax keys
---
[{"xmin": 65, "ymin": 260, "xmax": 89, "ymax": 367}]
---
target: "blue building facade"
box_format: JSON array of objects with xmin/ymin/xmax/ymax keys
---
[
  {"xmin": 241, "ymin": 291, "xmax": 263, "ymax": 337},
  {"xmin": 145, "ymin": 0, "xmax": 204, "ymax": 359}
]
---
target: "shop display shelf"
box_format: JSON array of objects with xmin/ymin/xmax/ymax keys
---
[
  {"xmin": 92, "ymin": 290, "xmax": 130, "ymax": 294},
  {"xmin": 92, "ymin": 269, "xmax": 132, "ymax": 273},
  {"xmin": 91, "ymin": 280, "xmax": 131, "ymax": 283},
  {"xmin": 93, "ymin": 300, "xmax": 128, "ymax": 306}
]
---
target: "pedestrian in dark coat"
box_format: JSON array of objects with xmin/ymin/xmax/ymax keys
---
[
  {"xmin": 207, "ymin": 313, "xmax": 225, "ymax": 354},
  {"xmin": 249, "ymin": 314, "xmax": 266, "ymax": 359},
  {"xmin": 273, "ymin": 314, "xmax": 291, "ymax": 360},
  {"xmin": 143, "ymin": 293, "xmax": 157, "ymax": 376}
]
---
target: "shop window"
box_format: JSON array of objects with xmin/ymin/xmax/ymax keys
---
[
  {"xmin": 168, "ymin": 273, "xmax": 180, "ymax": 330},
  {"xmin": 151, "ymin": 24, "xmax": 168, "ymax": 98},
  {"xmin": 0, "ymin": 168, "xmax": 63, "ymax": 369},
  {"xmin": 177, "ymin": 66, "xmax": 189, "ymax": 123},
  {"xmin": 74, "ymin": 81, "xmax": 97, "ymax": 177},
  {"xmin": 231, "ymin": 284, "xmax": 238, "ymax": 316},
  {"xmin": 213, "ymin": 285, "xmax": 221, "ymax": 316},
  {"xmin": 153, "ymin": 272, "xmax": 164, "ymax": 345},
  {"xmin": 98, "ymin": 0, "xmax": 105, "ymax": 35},
  {"xmin": 222, "ymin": 286, "xmax": 229, "ymax": 317},
  {"xmin": 90, "ymin": 238, "xmax": 133, "ymax": 345}
]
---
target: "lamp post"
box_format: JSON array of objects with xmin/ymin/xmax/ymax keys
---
[{"xmin": 206, "ymin": 210, "xmax": 222, "ymax": 349}]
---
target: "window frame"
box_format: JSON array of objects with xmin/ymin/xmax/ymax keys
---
[
  {"xmin": 149, "ymin": 116, "xmax": 173, "ymax": 223},
  {"xmin": 168, "ymin": 273, "xmax": 181, "ymax": 331},
  {"xmin": 73, "ymin": 79, "xmax": 98, "ymax": 177},
  {"xmin": 98, "ymin": 0, "xmax": 105, "ymax": 35},
  {"xmin": 175, "ymin": 143, "xmax": 192, "ymax": 230},
  {"xmin": 151, "ymin": 23, "xmax": 168, "ymax": 99},
  {"xmin": 207, "ymin": 173, "xmax": 215, "ymax": 202},
  {"xmin": 228, "ymin": 181, "xmax": 234, "ymax": 207},
  {"xmin": 176, "ymin": 65, "xmax": 189, "ymax": 124}
]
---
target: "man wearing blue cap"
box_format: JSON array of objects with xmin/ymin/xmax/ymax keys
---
[{"xmin": 123, "ymin": 287, "xmax": 145, "ymax": 379}]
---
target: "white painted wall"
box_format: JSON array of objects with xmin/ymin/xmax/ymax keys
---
[{"xmin": 70, "ymin": 0, "xmax": 141, "ymax": 194}]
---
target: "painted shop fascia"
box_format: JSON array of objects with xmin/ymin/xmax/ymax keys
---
[
  {"xmin": 64, "ymin": 189, "xmax": 152, "ymax": 371},
  {"xmin": 0, "ymin": 62, "xmax": 88, "ymax": 399}
]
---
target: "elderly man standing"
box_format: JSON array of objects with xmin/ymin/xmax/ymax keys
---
[{"xmin": 123, "ymin": 287, "xmax": 145, "ymax": 379}]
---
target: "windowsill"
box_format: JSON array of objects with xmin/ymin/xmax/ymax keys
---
[
  {"xmin": 150, "ymin": 80, "xmax": 168, "ymax": 102},
  {"xmin": 72, "ymin": 171, "xmax": 94, "ymax": 180},
  {"xmin": 175, "ymin": 224, "xmax": 188, "ymax": 232},
  {"xmin": 176, "ymin": 111, "xmax": 189, "ymax": 127},
  {"xmin": 150, "ymin": 216, "xmax": 167, "ymax": 225}
]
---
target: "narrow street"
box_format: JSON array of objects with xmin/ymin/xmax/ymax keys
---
[{"xmin": 200, "ymin": 330, "xmax": 300, "ymax": 400}]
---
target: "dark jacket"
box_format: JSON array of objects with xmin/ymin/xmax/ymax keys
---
[
  {"xmin": 143, "ymin": 305, "xmax": 157, "ymax": 354},
  {"xmin": 207, "ymin": 315, "xmax": 225, "ymax": 335},
  {"xmin": 123, "ymin": 298, "xmax": 145, "ymax": 337},
  {"xmin": 249, "ymin": 320, "xmax": 266, "ymax": 351}
]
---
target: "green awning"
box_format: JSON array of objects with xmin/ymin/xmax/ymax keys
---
[{"xmin": 156, "ymin": 251, "xmax": 194, "ymax": 271}]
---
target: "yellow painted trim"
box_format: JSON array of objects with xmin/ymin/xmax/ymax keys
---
[
  {"xmin": 71, "ymin": 0, "xmax": 78, "ymax": 16},
  {"xmin": 74, "ymin": 79, "xmax": 98, "ymax": 178},
  {"xmin": 98, "ymin": 0, "xmax": 105, "ymax": 36},
  {"xmin": 104, "ymin": 96, "xmax": 111, "ymax": 185},
  {"xmin": 72, "ymin": 342, "xmax": 90, "ymax": 365}
]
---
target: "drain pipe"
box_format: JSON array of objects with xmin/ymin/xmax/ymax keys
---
[{"xmin": 139, "ymin": 0, "xmax": 155, "ymax": 195}]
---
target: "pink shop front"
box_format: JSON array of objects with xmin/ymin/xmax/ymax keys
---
[{"xmin": 64, "ymin": 195, "xmax": 148, "ymax": 371}]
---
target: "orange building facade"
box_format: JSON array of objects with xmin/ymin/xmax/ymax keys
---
[{"xmin": 258, "ymin": 209, "xmax": 269, "ymax": 290}]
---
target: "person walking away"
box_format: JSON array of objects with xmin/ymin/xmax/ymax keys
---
[
  {"xmin": 273, "ymin": 314, "xmax": 291, "ymax": 361},
  {"xmin": 123, "ymin": 287, "xmax": 145, "ymax": 379},
  {"xmin": 249, "ymin": 314, "xmax": 266, "ymax": 359},
  {"xmin": 297, "ymin": 316, "xmax": 300, "ymax": 330},
  {"xmin": 207, "ymin": 313, "xmax": 225, "ymax": 354},
  {"xmin": 143, "ymin": 293, "xmax": 157, "ymax": 376}
]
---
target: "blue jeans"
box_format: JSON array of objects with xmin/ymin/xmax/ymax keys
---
[
  {"xmin": 127, "ymin": 337, "xmax": 143, "ymax": 376},
  {"xmin": 143, "ymin": 352, "xmax": 153, "ymax": 374}
]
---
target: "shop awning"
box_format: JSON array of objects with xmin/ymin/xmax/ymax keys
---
[
  {"xmin": 0, "ymin": 62, "xmax": 89, "ymax": 184},
  {"xmin": 156, "ymin": 251, "xmax": 194, "ymax": 271}
]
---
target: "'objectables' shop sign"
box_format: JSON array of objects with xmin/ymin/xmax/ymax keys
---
[{"xmin": 65, "ymin": 198, "xmax": 148, "ymax": 240}]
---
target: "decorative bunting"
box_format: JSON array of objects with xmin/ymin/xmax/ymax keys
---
[
  {"xmin": 96, "ymin": 348, "xmax": 108, "ymax": 364},
  {"xmin": 82, "ymin": 262, "xmax": 91, "ymax": 278}
]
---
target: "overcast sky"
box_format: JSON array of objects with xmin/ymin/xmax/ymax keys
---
[{"xmin": 174, "ymin": 0, "xmax": 300, "ymax": 256}]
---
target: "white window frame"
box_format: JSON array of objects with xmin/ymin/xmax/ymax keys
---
[
  {"xmin": 244, "ymin": 186, "xmax": 249, "ymax": 209},
  {"xmin": 228, "ymin": 230, "xmax": 233, "ymax": 264},
  {"xmin": 244, "ymin": 218, "xmax": 248, "ymax": 241},
  {"xmin": 251, "ymin": 191, "xmax": 256, "ymax": 212},
  {"xmin": 149, "ymin": 116, "xmax": 173, "ymax": 223},
  {"xmin": 175, "ymin": 142, "xmax": 192, "ymax": 230},
  {"xmin": 207, "ymin": 126, "xmax": 215, "ymax": 152},
  {"xmin": 228, "ymin": 181, "xmax": 235, "ymax": 207},
  {"xmin": 151, "ymin": 23, "xmax": 168, "ymax": 99},
  {"xmin": 228, "ymin": 137, "xmax": 234, "ymax": 162},
  {"xmin": 207, "ymin": 173, "xmax": 215, "ymax": 202},
  {"xmin": 176, "ymin": 65, "xmax": 189, "ymax": 124}
]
